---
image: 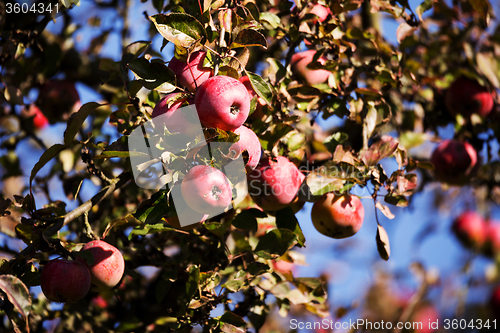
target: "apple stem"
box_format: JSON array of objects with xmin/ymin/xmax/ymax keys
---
[
  {"xmin": 211, "ymin": 185, "xmax": 222, "ymax": 200},
  {"xmin": 230, "ymin": 105, "xmax": 240, "ymax": 115}
]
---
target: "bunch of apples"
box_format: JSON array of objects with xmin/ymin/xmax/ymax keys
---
[
  {"xmin": 154, "ymin": 50, "xmax": 321, "ymax": 226},
  {"xmin": 40, "ymin": 240, "xmax": 125, "ymax": 303},
  {"xmin": 158, "ymin": 48, "xmax": 365, "ymax": 240}
]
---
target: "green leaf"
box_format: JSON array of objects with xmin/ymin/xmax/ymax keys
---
[
  {"xmin": 230, "ymin": 29, "xmax": 268, "ymax": 49},
  {"xmin": 64, "ymin": 102, "xmax": 102, "ymax": 146},
  {"xmin": 15, "ymin": 224, "xmax": 35, "ymax": 244},
  {"xmin": 232, "ymin": 208, "xmax": 267, "ymax": 232},
  {"xmin": 246, "ymin": 72, "xmax": 273, "ymax": 106},
  {"xmin": 129, "ymin": 58, "xmax": 176, "ymax": 93},
  {"xmin": 133, "ymin": 191, "xmax": 170, "ymax": 224},
  {"xmin": 384, "ymin": 193, "xmax": 408, "ymax": 207},
  {"xmin": 30, "ymin": 144, "xmax": 66, "ymax": 188},
  {"xmin": 122, "ymin": 41, "xmax": 151, "ymax": 65},
  {"xmin": 153, "ymin": 0, "xmax": 165, "ymax": 13},
  {"xmin": 150, "ymin": 13, "xmax": 206, "ymax": 48},
  {"xmin": 186, "ymin": 265, "xmax": 200, "ymax": 299},
  {"xmin": 219, "ymin": 312, "xmax": 247, "ymax": 333},
  {"xmin": 203, "ymin": 222, "xmax": 228, "ymax": 238},
  {"xmin": 254, "ymin": 229, "xmax": 298, "ymax": 259},
  {"xmin": 259, "ymin": 124, "xmax": 294, "ymax": 151},
  {"xmin": 276, "ymin": 207, "xmax": 305, "ymax": 247},
  {"xmin": 222, "ymin": 279, "xmax": 245, "ymax": 293},
  {"xmin": 95, "ymin": 136, "xmax": 130, "ymax": 159},
  {"xmin": 416, "ymin": 0, "xmax": 433, "ymax": 20},
  {"xmin": 323, "ymin": 132, "xmax": 348, "ymax": 153},
  {"xmin": 260, "ymin": 12, "xmax": 280, "ymax": 29},
  {"xmin": 128, "ymin": 222, "xmax": 174, "ymax": 239},
  {"xmin": 0, "ymin": 275, "xmax": 31, "ymax": 332}
]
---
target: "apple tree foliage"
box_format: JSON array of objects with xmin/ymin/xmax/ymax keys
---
[{"xmin": 0, "ymin": 0, "xmax": 499, "ymax": 331}]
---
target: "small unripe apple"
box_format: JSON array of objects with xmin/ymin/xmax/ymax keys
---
[
  {"xmin": 248, "ymin": 156, "xmax": 305, "ymax": 211},
  {"xmin": 430, "ymin": 140, "xmax": 477, "ymax": 185},
  {"xmin": 168, "ymin": 51, "xmax": 212, "ymax": 92},
  {"xmin": 181, "ymin": 165, "xmax": 233, "ymax": 215},
  {"xmin": 230, "ymin": 125, "xmax": 262, "ymax": 170},
  {"xmin": 79, "ymin": 240, "xmax": 125, "ymax": 290},
  {"xmin": 194, "ymin": 76, "xmax": 250, "ymax": 131},
  {"xmin": 452, "ymin": 211, "xmax": 487, "ymax": 249},
  {"xmin": 311, "ymin": 193, "xmax": 364, "ymax": 239},
  {"xmin": 239, "ymin": 76, "xmax": 266, "ymax": 120},
  {"xmin": 445, "ymin": 76, "xmax": 494, "ymax": 118},
  {"xmin": 36, "ymin": 80, "xmax": 81, "ymax": 124},
  {"xmin": 151, "ymin": 93, "xmax": 199, "ymax": 138},
  {"xmin": 41, "ymin": 259, "xmax": 91, "ymax": 303},
  {"xmin": 291, "ymin": 50, "xmax": 331, "ymax": 86}
]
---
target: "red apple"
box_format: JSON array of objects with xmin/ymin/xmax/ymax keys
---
[
  {"xmin": 291, "ymin": 50, "xmax": 331, "ymax": 86},
  {"xmin": 194, "ymin": 76, "xmax": 250, "ymax": 131},
  {"xmin": 445, "ymin": 76, "xmax": 494, "ymax": 118},
  {"xmin": 311, "ymin": 193, "xmax": 364, "ymax": 239},
  {"xmin": 151, "ymin": 93, "xmax": 199, "ymax": 137},
  {"xmin": 79, "ymin": 240, "xmax": 125, "ymax": 290},
  {"xmin": 239, "ymin": 76, "xmax": 266, "ymax": 119},
  {"xmin": 430, "ymin": 140, "xmax": 477, "ymax": 185},
  {"xmin": 168, "ymin": 51, "xmax": 212, "ymax": 92},
  {"xmin": 412, "ymin": 305, "xmax": 439, "ymax": 333},
  {"xmin": 248, "ymin": 156, "xmax": 305, "ymax": 211},
  {"xmin": 91, "ymin": 295, "xmax": 108, "ymax": 309},
  {"xmin": 36, "ymin": 80, "xmax": 81, "ymax": 124},
  {"xmin": 271, "ymin": 259, "xmax": 295, "ymax": 274},
  {"xmin": 490, "ymin": 286, "xmax": 500, "ymax": 320},
  {"xmin": 299, "ymin": 3, "xmax": 331, "ymax": 33},
  {"xmin": 41, "ymin": 259, "xmax": 91, "ymax": 303},
  {"xmin": 255, "ymin": 221, "xmax": 275, "ymax": 237},
  {"xmin": 230, "ymin": 125, "xmax": 262, "ymax": 170},
  {"xmin": 21, "ymin": 104, "xmax": 49, "ymax": 130},
  {"xmin": 181, "ymin": 165, "xmax": 233, "ymax": 214},
  {"xmin": 452, "ymin": 211, "xmax": 487, "ymax": 249}
]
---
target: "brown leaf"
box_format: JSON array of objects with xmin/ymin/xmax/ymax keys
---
[
  {"xmin": 376, "ymin": 224, "xmax": 390, "ymax": 261},
  {"xmin": 0, "ymin": 275, "xmax": 31, "ymax": 332},
  {"xmin": 375, "ymin": 201, "xmax": 395, "ymax": 219},
  {"xmin": 396, "ymin": 22, "xmax": 417, "ymax": 43}
]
